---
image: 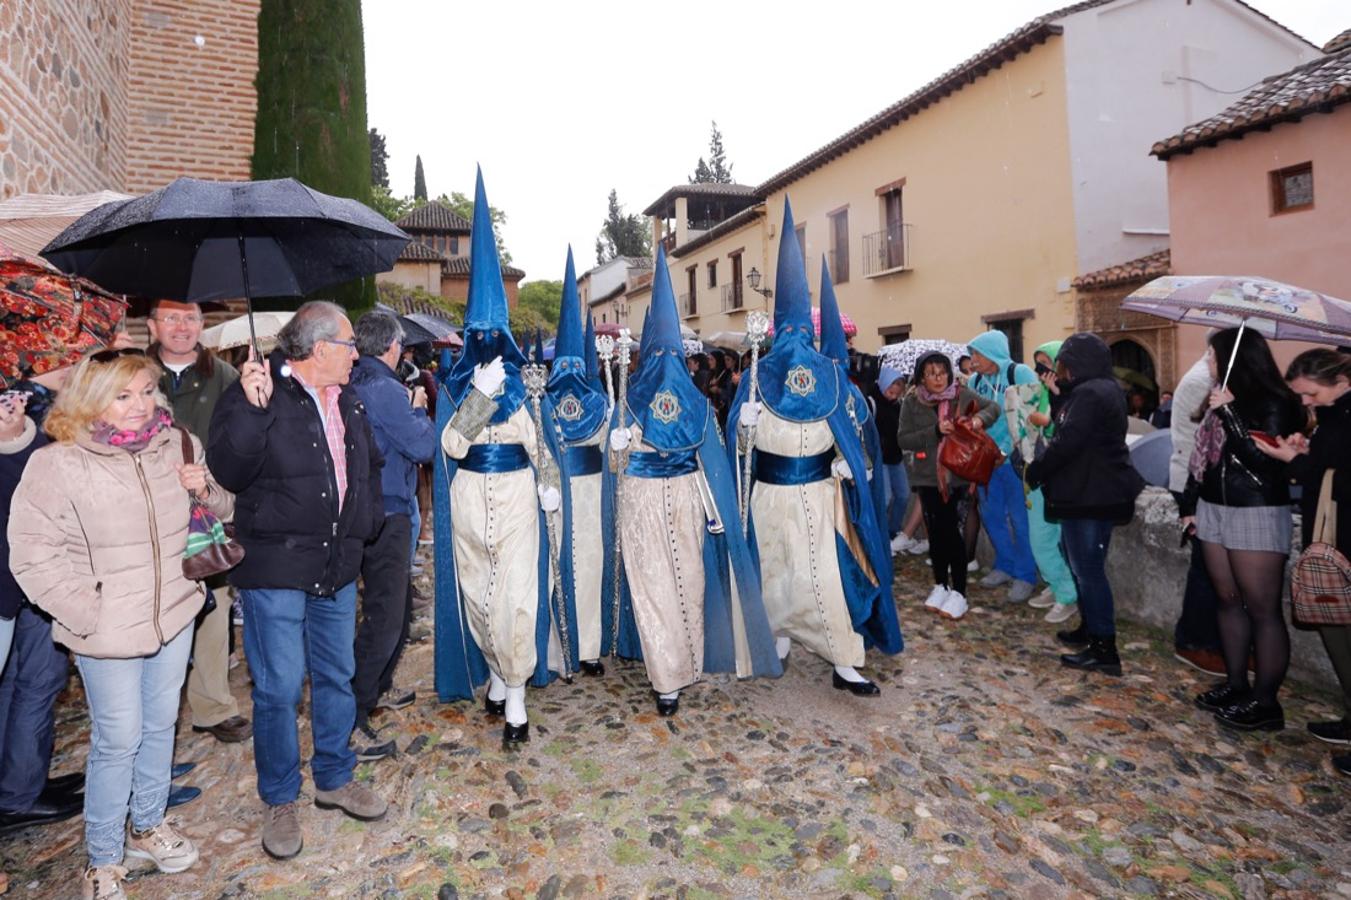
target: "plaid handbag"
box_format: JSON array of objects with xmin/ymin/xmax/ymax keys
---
[
  {"xmin": 1292, "ymin": 469, "xmax": 1351, "ymax": 626},
  {"xmin": 176, "ymin": 427, "xmax": 245, "ymax": 581}
]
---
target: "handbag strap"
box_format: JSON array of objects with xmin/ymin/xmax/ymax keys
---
[
  {"xmin": 1315, "ymin": 469, "xmax": 1337, "ymax": 546},
  {"xmin": 176, "ymin": 425, "xmax": 194, "ymax": 465}
]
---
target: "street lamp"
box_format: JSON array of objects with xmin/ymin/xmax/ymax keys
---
[{"xmin": 747, "ymin": 267, "xmax": 773, "ymax": 299}]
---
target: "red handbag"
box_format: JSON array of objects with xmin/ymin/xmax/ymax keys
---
[{"xmin": 939, "ymin": 401, "xmax": 1004, "ymax": 488}]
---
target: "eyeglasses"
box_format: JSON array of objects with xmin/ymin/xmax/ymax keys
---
[
  {"xmin": 90, "ymin": 347, "xmax": 147, "ymax": 363},
  {"xmin": 320, "ymin": 338, "xmax": 358, "ymax": 351},
  {"xmin": 155, "ymin": 313, "xmax": 202, "ymax": 326}
]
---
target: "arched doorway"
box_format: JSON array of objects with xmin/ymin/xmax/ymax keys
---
[{"xmin": 1110, "ymin": 338, "xmax": 1158, "ymax": 419}]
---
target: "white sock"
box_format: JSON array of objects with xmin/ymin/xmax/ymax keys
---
[
  {"xmin": 658, "ymin": 690, "xmax": 680, "ymax": 701},
  {"xmin": 504, "ymin": 685, "xmax": 527, "ymax": 725},
  {"xmin": 834, "ymin": 665, "xmax": 866, "ymax": 683},
  {"xmin": 487, "ymin": 672, "xmax": 507, "ymax": 702},
  {"xmin": 775, "ymin": 636, "xmax": 792, "ymax": 660}
]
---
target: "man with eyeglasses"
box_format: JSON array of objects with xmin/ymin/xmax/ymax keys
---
[
  {"xmin": 147, "ymin": 299, "xmax": 253, "ymax": 747},
  {"xmin": 207, "ymin": 301, "xmax": 388, "ymax": 861}
]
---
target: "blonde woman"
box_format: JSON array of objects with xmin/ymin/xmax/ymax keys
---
[{"xmin": 8, "ymin": 350, "xmax": 232, "ymax": 900}]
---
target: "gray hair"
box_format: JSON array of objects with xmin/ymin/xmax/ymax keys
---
[
  {"xmin": 355, "ymin": 310, "xmax": 404, "ymax": 358},
  {"xmin": 277, "ymin": 301, "xmax": 347, "ymax": 361}
]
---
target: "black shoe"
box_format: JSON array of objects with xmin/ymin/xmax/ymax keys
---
[
  {"xmin": 1334, "ymin": 754, "xmax": 1351, "ymax": 777},
  {"xmin": 1195, "ymin": 681, "xmax": 1250, "ymax": 713},
  {"xmin": 352, "ymin": 723, "xmax": 397, "ymax": 761},
  {"xmin": 579, "ymin": 660, "xmax": 605, "ymax": 677},
  {"xmin": 484, "ymin": 694, "xmax": 506, "ymax": 717},
  {"xmin": 1059, "ymin": 636, "xmax": 1122, "ymax": 677},
  {"xmin": 167, "ymin": 784, "xmax": 202, "ymax": 809},
  {"xmin": 1055, "ymin": 622, "xmax": 1089, "ymax": 648},
  {"xmin": 831, "ymin": 671, "xmax": 881, "ymax": 696},
  {"xmin": 1216, "ymin": 698, "xmax": 1284, "ymax": 732},
  {"xmin": 654, "ymin": 693, "xmax": 680, "ymax": 717},
  {"xmin": 374, "ymin": 688, "xmax": 416, "ymax": 712},
  {"xmin": 503, "ymin": 721, "xmax": 530, "ymax": 744},
  {"xmin": 1307, "ymin": 718, "xmax": 1351, "ymax": 745},
  {"xmin": 171, "ymin": 761, "xmax": 197, "ymax": 780},
  {"xmin": 43, "ymin": 772, "xmax": 85, "ymax": 796},
  {"xmin": 0, "ymin": 797, "xmax": 83, "ymax": 833}
]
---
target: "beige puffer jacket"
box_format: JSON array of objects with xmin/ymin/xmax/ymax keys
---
[{"xmin": 8, "ymin": 425, "xmax": 233, "ymax": 658}]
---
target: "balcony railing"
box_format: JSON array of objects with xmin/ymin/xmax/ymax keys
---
[
  {"xmin": 720, "ymin": 283, "xmax": 744, "ymax": 312},
  {"xmin": 679, "ymin": 292, "xmax": 697, "ymax": 318},
  {"xmin": 862, "ymin": 223, "xmax": 912, "ymax": 277}
]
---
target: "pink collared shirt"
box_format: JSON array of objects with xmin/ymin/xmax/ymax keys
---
[{"xmin": 290, "ymin": 368, "xmax": 348, "ymax": 512}]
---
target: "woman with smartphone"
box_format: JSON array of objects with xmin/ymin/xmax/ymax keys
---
[{"xmin": 1178, "ymin": 327, "xmax": 1305, "ymax": 731}]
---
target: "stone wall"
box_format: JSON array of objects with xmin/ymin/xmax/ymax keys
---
[
  {"xmin": 1107, "ymin": 487, "xmax": 1335, "ymax": 687},
  {"xmin": 0, "ymin": 0, "xmax": 132, "ymax": 199}
]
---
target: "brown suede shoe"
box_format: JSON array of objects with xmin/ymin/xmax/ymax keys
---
[
  {"xmin": 191, "ymin": 715, "xmax": 253, "ymax": 743},
  {"xmin": 314, "ymin": 781, "xmax": 387, "ymax": 822},
  {"xmin": 261, "ymin": 801, "xmax": 303, "ymax": 860}
]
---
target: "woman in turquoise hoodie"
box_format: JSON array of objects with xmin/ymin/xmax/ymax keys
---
[{"xmin": 1006, "ymin": 341, "xmax": 1078, "ymax": 623}]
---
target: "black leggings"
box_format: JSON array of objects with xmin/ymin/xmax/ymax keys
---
[
  {"xmin": 1201, "ymin": 541, "xmax": 1289, "ymax": 706},
  {"xmin": 918, "ymin": 486, "xmax": 968, "ymax": 594}
]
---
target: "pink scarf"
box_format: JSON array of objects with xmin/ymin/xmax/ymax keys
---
[
  {"xmin": 1189, "ymin": 411, "xmax": 1225, "ymax": 482},
  {"xmin": 917, "ymin": 382, "xmax": 959, "ymax": 421},
  {"xmin": 90, "ymin": 407, "xmax": 173, "ymax": 453}
]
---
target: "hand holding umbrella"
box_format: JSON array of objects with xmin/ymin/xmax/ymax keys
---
[{"xmin": 240, "ymin": 347, "xmax": 274, "ymax": 409}]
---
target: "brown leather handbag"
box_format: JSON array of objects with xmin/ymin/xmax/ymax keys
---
[
  {"xmin": 177, "ymin": 427, "xmax": 245, "ymax": 581},
  {"xmin": 939, "ymin": 401, "xmax": 1005, "ymax": 488}
]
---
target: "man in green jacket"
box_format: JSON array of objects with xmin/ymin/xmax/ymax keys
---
[{"xmin": 148, "ymin": 300, "xmax": 251, "ymax": 744}]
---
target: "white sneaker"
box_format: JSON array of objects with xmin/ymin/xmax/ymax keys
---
[
  {"xmin": 1028, "ymin": 587, "xmax": 1056, "ymax": 609},
  {"xmin": 967, "ymin": 559, "xmax": 980, "ymax": 573},
  {"xmin": 939, "ymin": 590, "xmax": 968, "ymax": 620},
  {"xmin": 1045, "ymin": 601, "xmax": 1078, "ymax": 624},
  {"xmin": 906, "ymin": 539, "xmax": 929, "ymax": 556},
  {"xmin": 890, "ymin": 533, "xmax": 916, "ymax": 554},
  {"xmin": 923, "ymin": 584, "xmax": 949, "ymax": 613}
]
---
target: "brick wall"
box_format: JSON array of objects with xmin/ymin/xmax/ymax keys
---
[
  {"xmin": 125, "ymin": 0, "xmax": 259, "ymax": 192},
  {"xmin": 0, "ymin": 0, "xmax": 132, "ymax": 199}
]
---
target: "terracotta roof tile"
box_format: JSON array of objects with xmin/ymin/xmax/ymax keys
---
[
  {"xmin": 1072, "ymin": 249, "xmax": 1170, "ymax": 290},
  {"xmin": 1325, "ymin": 29, "xmax": 1351, "ymax": 54},
  {"xmin": 642, "ymin": 183, "xmax": 762, "ymax": 218},
  {"xmin": 398, "ymin": 240, "xmax": 444, "ymax": 262},
  {"xmin": 1153, "ymin": 47, "xmax": 1351, "ymax": 159},
  {"xmin": 440, "ymin": 255, "xmax": 525, "ymax": 280},
  {"xmin": 395, "ymin": 201, "xmax": 472, "ymax": 233}
]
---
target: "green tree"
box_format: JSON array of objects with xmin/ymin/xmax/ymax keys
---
[
  {"xmin": 688, "ymin": 120, "xmax": 734, "ymax": 184},
  {"xmin": 369, "ymin": 128, "xmax": 389, "ymax": 188},
  {"xmin": 516, "ymin": 280, "xmax": 562, "ymax": 330},
  {"xmin": 369, "ymin": 184, "xmax": 411, "ymax": 221},
  {"xmin": 595, "ymin": 189, "xmax": 651, "ymax": 264},
  {"xmin": 413, "ymin": 155, "xmax": 427, "ymax": 202},
  {"xmin": 252, "ymin": 0, "xmax": 374, "ymax": 310},
  {"xmin": 437, "ymin": 191, "xmax": 511, "ymax": 264}
]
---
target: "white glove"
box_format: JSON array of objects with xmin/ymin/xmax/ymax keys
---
[
  {"xmin": 739, "ymin": 402, "xmax": 762, "ymax": 427},
  {"xmin": 609, "ymin": 428, "xmax": 632, "ymax": 452},
  {"xmin": 831, "ymin": 458, "xmax": 854, "ymax": 481},
  {"xmin": 472, "ymin": 357, "xmax": 506, "ymax": 397},
  {"xmin": 537, "ymin": 484, "xmax": 561, "ymax": 512}
]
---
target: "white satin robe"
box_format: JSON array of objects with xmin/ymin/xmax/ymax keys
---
[{"xmin": 552, "ymin": 423, "xmax": 606, "ymax": 663}]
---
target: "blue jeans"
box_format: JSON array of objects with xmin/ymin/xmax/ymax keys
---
[
  {"xmin": 75, "ymin": 623, "xmax": 194, "ymax": 867},
  {"xmin": 882, "ymin": 462, "xmax": 909, "ymax": 537},
  {"xmin": 0, "ymin": 604, "xmax": 70, "ymax": 814},
  {"xmin": 978, "ymin": 461, "xmax": 1038, "ymax": 584},
  {"xmin": 241, "ymin": 583, "xmax": 357, "ymax": 806},
  {"xmin": 0, "ymin": 616, "xmax": 12, "ymax": 677},
  {"xmin": 1060, "ymin": 518, "xmax": 1117, "ymax": 637}
]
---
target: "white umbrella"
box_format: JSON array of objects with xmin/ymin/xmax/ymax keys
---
[
  {"xmin": 877, "ymin": 339, "xmax": 968, "ymax": 378},
  {"xmin": 201, "ymin": 311, "xmax": 295, "ymax": 351}
]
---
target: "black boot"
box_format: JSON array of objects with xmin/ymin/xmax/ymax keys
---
[
  {"xmin": 654, "ymin": 692, "xmax": 679, "ymax": 717},
  {"xmin": 502, "ymin": 721, "xmax": 529, "ymax": 744},
  {"xmin": 1055, "ymin": 622, "xmax": 1089, "ymax": 648},
  {"xmin": 579, "ymin": 660, "xmax": 605, "ymax": 677},
  {"xmin": 484, "ymin": 694, "xmax": 506, "ymax": 717},
  {"xmin": 1060, "ymin": 635, "xmax": 1122, "ymax": 677}
]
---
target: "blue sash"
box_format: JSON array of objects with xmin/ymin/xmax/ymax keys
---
[
  {"xmin": 561, "ymin": 445, "xmax": 603, "ymax": 476},
  {"xmin": 626, "ymin": 449, "xmax": 699, "ymax": 479},
  {"xmin": 459, "ymin": 443, "xmax": 530, "ymax": 474},
  {"xmin": 753, "ymin": 448, "xmax": 835, "ymax": 485}
]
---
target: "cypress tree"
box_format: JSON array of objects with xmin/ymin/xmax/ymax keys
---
[
  {"xmin": 252, "ymin": 0, "xmax": 374, "ymax": 310},
  {"xmin": 413, "ymin": 155, "xmax": 427, "ymax": 202}
]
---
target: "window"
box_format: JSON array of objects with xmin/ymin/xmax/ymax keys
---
[
  {"xmin": 828, "ymin": 208, "xmax": 849, "ymax": 283},
  {"xmin": 1271, "ymin": 162, "xmax": 1313, "ymax": 213},
  {"xmin": 795, "ymin": 224, "xmax": 806, "ymax": 262},
  {"xmin": 990, "ymin": 318, "xmax": 1025, "ymax": 363},
  {"xmin": 878, "ymin": 326, "xmax": 911, "ymax": 345},
  {"xmin": 686, "ymin": 266, "xmax": 698, "ymax": 317},
  {"xmin": 707, "ymin": 260, "xmax": 717, "ymax": 288},
  {"xmin": 450, "ymin": 236, "xmax": 460, "ymax": 255},
  {"xmin": 882, "ymin": 188, "xmax": 904, "ymax": 269}
]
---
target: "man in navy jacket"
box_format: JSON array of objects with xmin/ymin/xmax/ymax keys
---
[{"xmin": 348, "ymin": 311, "xmax": 436, "ymax": 753}]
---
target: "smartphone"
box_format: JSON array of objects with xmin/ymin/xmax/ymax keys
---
[
  {"xmin": 1249, "ymin": 430, "xmax": 1279, "ymax": 448},
  {"xmin": 1034, "ymin": 362, "xmax": 1052, "ymax": 377},
  {"xmin": 1179, "ymin": 523, "xmax": 1197, "ymax": 548}
]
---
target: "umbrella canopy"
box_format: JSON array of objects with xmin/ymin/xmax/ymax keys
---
[
  {"xmin": 594, "ymin": 321, "xmax": 623, "ymax": 338},
  {"xmin": 401, "ymin": 311, "xmax": 459, "ymax": 342},
  {"xmin": 396, "ymin": 315, "xmax": 437, "ymax": 346},
  {"xmin": 433, "ymin": 332, "xmax": 463, "ymax": 350},
  {"xmin": 0, "ymin": 191, "xmax": 135, "ymax": 258},
  {"xmin": 876, "ymin": 339, "xmax": 968, "ymax": 378},
  {"xmin": 40, "ymin": 177, "xmax": 409, "ymax": 303},
  {"xmin": 0, "ymin": 255, "xmax": 128, "ymax": 387},
  {"xmin": 1122, "ymin": 276, "xmax": 1351, "ymax": 343},
  {"xmin": 1113, "ymin": 366, "xmax": 1158, "ymax": 393},
  {"xmin": 702, "ymin": 330, "xmax": 770, "ymax": 352},
  {"xmin": 1128, "ymin": 427, "xmax": 1172, "ymax": 486},
  {"xmin": 200, "ymin": 311, "xmax": 295, "ymax": 351}
]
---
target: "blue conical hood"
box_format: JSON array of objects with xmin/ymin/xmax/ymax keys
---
[
  {"xmin": 546, "ymin": 245, "xmax": 606, "ymax": 440},
  {"xmin": 555, "ymin": 247, "xmax": 584, "ymax": 360},
  {"xmin": 640, "ymin": 245, "xmax": 684, "ymax": 358},
  {"xmin": 818, "ymin": 256, "xmax": 848, "ymax": 363},
  {"xmin": 771, "ymin": 197, "xmax": 813, "ymax": 344},
  {"xmin": 534, "ymin": 328, "xmax": 545, "ymax": 364}
]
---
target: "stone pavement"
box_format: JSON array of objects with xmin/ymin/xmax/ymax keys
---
[{"xmin": 2, "ymin": 552, "xmax": 1349, "ymax": 899}]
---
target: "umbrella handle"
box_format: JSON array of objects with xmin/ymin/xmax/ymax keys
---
[{"xmin": 1220, "ymin": 318, "xmax": 1245, "ymax": 392}]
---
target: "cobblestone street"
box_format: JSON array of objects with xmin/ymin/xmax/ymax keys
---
[{"xmin": 3, "ymin": 551, "xmax": 1349, "ymax": 899}]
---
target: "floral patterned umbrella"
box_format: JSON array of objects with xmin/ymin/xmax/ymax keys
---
[
  {"xmin": 765, "ymin": 308, "xmax": 858, "ymax": 339},
  {"xmin": 0, "ymin": 256, "xmax": 128, "ymax": 388},
  {"xmin": 876, "ymin": 339, "xmax": 968, "ymax": 378}
]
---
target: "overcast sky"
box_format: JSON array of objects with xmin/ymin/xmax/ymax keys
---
[{"xmin": 362, "ymin": 0, "xmax": 1345, "ymax": 284}]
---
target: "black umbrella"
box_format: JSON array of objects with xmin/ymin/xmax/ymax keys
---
[
  {"xmin": 41, "ymin": 176, "xmax": 409, "ymax": 350},
  {"xmin": 402, "ymin": 311, "xmax": 459, "ymax": 342}
]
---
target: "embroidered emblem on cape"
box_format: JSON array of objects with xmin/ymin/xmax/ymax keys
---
[
  {"xmin": 556, "ymin": 393, "xmax": 584, "ymax": 422},
  {"xmin": 650, "ymin": 390, "xmax": 681, "ymax": 424},
  {"xmin": 785, "ymin": 365, "xmax": 817, "ymax": 397}
]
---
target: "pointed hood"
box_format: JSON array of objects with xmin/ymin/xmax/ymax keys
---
[
  {"xmin": 819, "ymin": 257, "xmax": 869, "ymax": 425},
  {"xmin": 755, "ymin": 197, "xmax": 837, "ymax": 423},
  {"xmin": 534, "ymin": 328, "xmax": 545, "ymax": 364},
  {"xmin": 445, "ymin": 167, "xmax": 528, "ymax": 422},
  {"xmin": 584, "ymin": 309, "xmax": 600, "ymax": 390},
  {"xmin": 622, "ymin": 246, "xmax": 708, "ymax": 451},
  {"xmin": 546, "ymin": 245, "xmax": 606, "ymax": 440}
]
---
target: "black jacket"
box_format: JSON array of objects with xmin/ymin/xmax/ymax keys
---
[
  {"xmin": 1179, "ymin": 392, "xmax": 1304, "ymax": 518},
  {"xmin": 0, "ymin": 424, "xmax": 49, "ymax": 619},
  {"xmin": 1026, "ymin": 334, "xmax": 1144, "ymax": 523},
  {"xmin": 1287, "ymin": 391, "xmax": 1351, "ymax": 556},
  {"xmin": 206, "ymin": 351, "xmax": 384, "ymax": 595},
  {"xmin": 869, "ymin": 383, "xmax": 903, "ymax": 465}
]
